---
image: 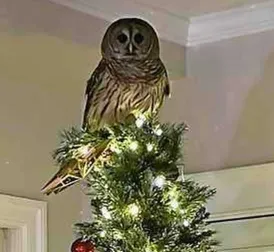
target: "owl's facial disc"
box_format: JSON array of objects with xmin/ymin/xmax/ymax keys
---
[
  {"xmin": 101, "ymin": 18, "xmax": 160, "ymax": 60},
  {"xmin": 115, "ymin": 28, "xmax": 147, "ymax": 58},
  {"xmin": 115, "ymin": 29, "xmax": 140, "ymax": 57}
]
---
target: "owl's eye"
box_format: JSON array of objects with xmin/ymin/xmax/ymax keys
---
[
  {"xmin": 134, "ymin": 33, "xmax": 144, "ymax": 44},
  {"xmin": 117, "ymin": 33, "xmax": 128, "ymax": 44}
]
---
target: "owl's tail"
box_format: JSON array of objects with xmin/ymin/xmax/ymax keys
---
[
  {"xmin": 41, "ymin": 160, "xmax": 81, "ymax": 195},
  {"xmin": 41, "ymin": 139, "xmax": 111, "ymax": 195}
]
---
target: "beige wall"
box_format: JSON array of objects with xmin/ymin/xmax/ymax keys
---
[
  {"xmin": 0, "ymin": 0, "xmax": 185, "ymax": 250},
  {"xmin": 163, "ymin": 30, "xmax": 274, "ymax": 173},
  {"xmin": 0, "ymin": 0, "xmax": 107, "ymax": 251},
  {"xmin": 0, "ymin": 229, "xmax": 4, "ymax": 252}
]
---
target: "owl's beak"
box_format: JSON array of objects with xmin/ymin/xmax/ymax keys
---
[
  {"xmin": 128, "ymin": 43, "xmax": 133, "ymax": 54},
  {"xmin": 127, "ymin": 43, "xmax": 136, "ymax": 55}
]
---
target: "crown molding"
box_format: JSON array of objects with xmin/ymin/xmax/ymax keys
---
[
  {"xmin": 49, "ymin": 0, "xmax": 189, "ymax": 45},
  {"xmin": 187, "ymin": 1, "xmax": 274, "ymax": 46},
  {"xmin": 49, "ymin": 0, "xmax": 274, "ymax": 47}
]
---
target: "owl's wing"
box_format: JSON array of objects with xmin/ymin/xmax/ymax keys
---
[
  {"xmin": 163, "ymin": 70, "xmax": 170, "ymax": 97},
  {"xmin": 82, "ymin": 59, "xmax": 107, "ymax": 128}
]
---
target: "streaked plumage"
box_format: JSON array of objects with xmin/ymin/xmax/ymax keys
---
[
  {"xmin": 83, "ymin": 57, "xmax": 169, "ymax": 128},
  {"xmin": 42, "ymin": 18, "xmax": 170, "ymax": 195}
]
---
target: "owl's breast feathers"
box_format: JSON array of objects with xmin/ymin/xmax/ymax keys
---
[
  {"xmin": 83, "ymin": 58, "xmax": 170, "ymax": 128},
  {"xmin": 108, "ymin": 58, "xmax": 169, "ymax": 87}
]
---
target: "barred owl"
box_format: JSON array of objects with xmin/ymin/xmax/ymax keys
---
[{"xmin": 82, "ymin": 18, "xmax": 170, "ymax": 129}]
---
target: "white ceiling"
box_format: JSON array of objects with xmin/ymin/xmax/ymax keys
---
[
  {"xmin": 135, "ymin": 0, "xmax": 266, "ymax": 17},
  {"xmin": 49, "ymin": 0, "xmax": 274, "ymax": 46}
]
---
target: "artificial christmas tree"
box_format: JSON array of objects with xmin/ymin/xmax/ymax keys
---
[{"xmin": 52, "ymin": 116, "xmax": 218, "ymax": 251}]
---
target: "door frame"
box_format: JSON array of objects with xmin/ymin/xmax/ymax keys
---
[{"xmin": 0, "ymin": 194, "xmax": 47, "ymax": 252}]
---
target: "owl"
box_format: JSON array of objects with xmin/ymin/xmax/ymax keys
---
[
  {"xmin": 42, "ymin": 18, "xmax": 170, "ymax": 195},
  {"xmin": 82, "ymin": 17, "xmax": 170, "ymax": 129}
]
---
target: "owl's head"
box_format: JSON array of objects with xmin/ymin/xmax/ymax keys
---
[{"xmin": 101, "ymin": 18, "xmax": 160, "ymax": 61}]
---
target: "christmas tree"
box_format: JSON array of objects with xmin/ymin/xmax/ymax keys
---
[{"xmin": 52, "ymin": 115, "xmax": 218, "ymax": 252}]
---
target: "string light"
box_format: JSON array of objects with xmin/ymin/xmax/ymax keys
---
[
  {"xmin": 101, "ymin": 207, "xmax": 111, "ymax": 219},
  {"xmin": 146, "ymin": 143, "xmax": 154, "ymax": 152},
  {"xmin": 168, "ymin": 187, "xmax": 178, "ymax": 198},
  {"xmin": 145, "ymin": 247, "xmax": 154, "ymax": 252},
  {"xmin": 153, "ymin": 175, "xmax": 166, "ymax": 189},
  {"xmin": 154, "ymin": 127, "xmax": 163, "ymax": 136},
  {"xmin": 127, "ymin": 203, "xmax": 140, "ymax": 217},
  {"xmin": 135, "ymin": 114, "xmax": 146, "ymax": 128},
  {"xmin": 113, "ymin": 231, "xmax": 123, "ymax": 240},
  {"xmin": 100, "ymin": 230, "xmax": 106, "ymax": 237},
  {"xmin": 180, "ymin": 209, "xmax": 186, "ymax": 215},
  {"xmin": 169, "ymin": 199, "xmax": 179, "ymax": 209},
  {"xmin": 183, "ymin": 220, "xmax": 190, "ymax": 227},
  {"xmin": 145, "ymin": 244, "xmax": 157, "ymax": 252},
  {"xmin": 110, "ymin": 144, "xmax": 122, "ymax": 154},
  {"xmin": 129, "ymin": 141, "xmax": 138, "ymax": 151}
]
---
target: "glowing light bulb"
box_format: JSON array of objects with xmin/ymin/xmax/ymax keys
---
[
  {"xmin": 135, "ymin": 115, "xmax": 146, "ymax": 128},
  {"xmin": 153, "ymin": 175, "xmax": 166, "ymax": 188},
  {"xmin": 183, "ymin": 220, "xmax": 190, "ymax": 227},
  {"xmin": 170, "ymin": 199, "xmax": 179, "ymax": 209},
  {"xmin": 128, "ymin": 203, "xmax": 139, "ymax": 217},
  {"xmin": 129, "ymin": 141, "xmax": 138, "ymax": 151},
  {"xmin": 110, "ymin": 144, "xmax": 122, "ymax": 154},
  {"xmin": 180, "ymin": 209, "xmax": 186, "ymax": 215},
  {"xmin": 145, "ymin": 244, "xmax": 157, "ymax": 252},
  {"xmin": 168, "ymin": 187, "xmax": 177, "ymax": 198},
  {"xmin": 101, "ymin": 207, "xmax": 111, "ymax": 219},
  {"xmin": 100, "ymin": 230, "xmax": 106, "ymax": 237},
  {"xmin": 146, "ymin": 143, "xmax": 154, "ymax": 152},
  {"xmin": 154, "ymin": 128, "xmax": 163, "ymax": 136},
  {"xmin": 114, "ymin": 231, "xmax": 123, "ymax": 240}
]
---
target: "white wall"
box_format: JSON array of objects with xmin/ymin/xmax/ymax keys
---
[
  {"xmin": 0, "ymin": 0, "xmax": 185, "ymax": 250},
  {"xmin": 189, "ymin": 162, "xmax": 274, "ymax": 251},
  {"xmin": 162, "ymin": 30, "xmax": 274, "ymax": 172},
  {"xmin": 0, "ymin": 0, "xmax": 107, "ymax": 250}
]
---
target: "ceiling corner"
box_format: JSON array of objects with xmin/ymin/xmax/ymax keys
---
[
  {"xmin": 49, "ymin": 0, "xmax": 190, "ymax": 46},
  {"xmin": 49, "ymin": 0, "xmax": 274, "ymax": 47},
  {"xmin": 187, "ymin": 0, "xmax": 274, "ymax": 46}
]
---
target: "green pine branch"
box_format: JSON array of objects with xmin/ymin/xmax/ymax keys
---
[{"xmin": 53, "ymin": 116, "xmax": 218, "ymax": 251}]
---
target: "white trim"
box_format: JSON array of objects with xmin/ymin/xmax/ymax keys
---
[
  {"xmin": 188, "ymin": 163, "xmax": 274, "ymax": 251},
  {"xmin": 0, "ymin": 194, "xmax": 47, "ymax": 252},
  {"xmin": 187, "ymin": 162, "xmax": 274, "ymax": 220},
  {"xmin": 188, "ymin": 0, "xmax": 274, "ymax": 46},
  {"xmin": 48, "ymin": 0, "xmax": 274, "ymax": 46},
  {"xmin": 48, "ymin": 0, "xmax": 189, "ymax": 45},
  {"xmin": 210, "ymin": 206, "xmax": 274, "ymax": 222}
]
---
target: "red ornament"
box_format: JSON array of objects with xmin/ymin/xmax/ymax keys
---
[{"xmin": 71, "ymin": 238, "xmax": 95, "ymax": 252}]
